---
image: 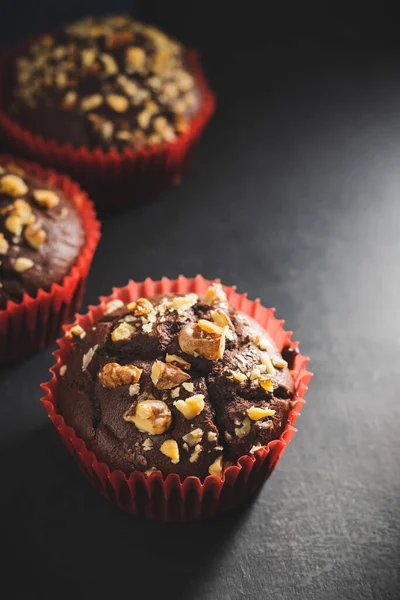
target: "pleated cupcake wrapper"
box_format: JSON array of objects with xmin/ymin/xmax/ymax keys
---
[
  {"xmin": 0, "ymin": 42, "xmax": 215, "ymax": 212},
  {"xmin": 0, "ymin": 156, "xmax": 100, "ymax": 363},
  {"xmin": 41, "ymin": 275, "xmax": 312, "ymax": 521}
]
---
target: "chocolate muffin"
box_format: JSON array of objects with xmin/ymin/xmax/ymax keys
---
[
  {"xmin": 0, "ymin": 162, "xmax": 85, "ymax": 308},
  {"xmin": 58, "ymin": 284, "xmax": 297, "ymax": 480},
  {"xmin": 8, "ymin": 14, "xmax": 202, "ymax": 151}
]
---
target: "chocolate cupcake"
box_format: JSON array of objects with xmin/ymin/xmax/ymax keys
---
[
  {"xmin": 57, "ymin": 284, "xmax": 296, "ymax": 480},
  {"xmin": 0, "ymin": 15, "xmax": 215, "ymax": 210},
  {"xmin": 0, "ymin": 157, "xmax": 100, "ymax": 362}
]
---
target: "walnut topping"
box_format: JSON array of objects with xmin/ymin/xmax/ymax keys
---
[
  {"xmin": 165, "ymin": 354, "xmax": 191, "ymax": 370},
  {"xmin": 203, "ymin": 283, "xmax": 227, "ymax": 305},
  {"xmin": 62, "ymin": 90, "xmax": 78, "ymax": 110},
  {"xmin": 235, "ymin": 417, "xmax": 251, "ymax": 439},
  {"xmin": 127, "ymin": 297, "xmax": 153, "ymax": 316},
  {"xmin": 69, "ymin": 324, "xmax": 85, "ymax": 338},
  {"xmin": 247, "ymin": 406, "xmax": 276, "ymax": 420},
  {"xmin": 178, "ymin": 322, "xmax": 226, "ymax": 361},
  {"xmin": 82, "ymin": 344, "xmax": 99, "ymax": 371},
  {"xmin": 211, "ymin": 309, "xmax": 235, "ymax": 331},
  {"xmin": 173, "ymin": 394, "xmax": 205, "ymax": 420},
  {"xmin": 259, "ymin": 376, "xmax": 274, "ymax": 393},
  {"xmin": 160, "ymin": 439, "xmax": 179, "ymax": 463},
  {"xmin": 14, "ymin": 257, "xmax": 34, "ymax": 273},
  {"xmin": 129, "ymin": 383, "xmax": 140, "ymax": 396},
  {"xmin": 182, "ymin": 428, "xmax": 204, "ymax": 447},
  {"xmin": 5, "ymin": 215, "xmax": 22, "ymax": 236},
  {"xmin": 0, "ymin": 233, "xmax": 9, "ymax": 255},
  {"xmin": 0, "ymin": 174, "xmax": 28, "ymax": 197},
  {"xmin": 208, "ymin": 455, "xmax": 223, "ymax": 477},
  {"xmin": 151, "ymin": 360, "xmax": 190, "ymax": 390},
  {"xmin": 254, "ymin": 336, "xmax": 272, "ymax": 351},
  {"xmin": 124, "ymin": 396, "xmax": 172, "ymax": 435},
  {"xmin": 170, "ymin": 386, "xmax": 180, "ymax": 399},
  {"xmin": 104, "ymin": 299, "xmax": 124, "ymax": 315},
  {"xmin": 189, "ymin": 444, "xmax": 202, "ymax": 463},
  {"xmin": 182, "ymin": 382, "xmax": 194, "ymax": 393},
  {"xmin": 59, "ymin": 365, "xmax": 67, "ymax": 376},
  {"xmin": 142, "ymin": 438, "xmax": 153, "ymax": 452},
  {"xmin": 260, "ymin": 354, "xmax": 275, "ymax": 374},
  {"xmin": 33, "ymin": 189, "xmax": 60, "ymax": 209},
  {"xmin": 125, "ymin": 46, "xmax": 146, "ymax": 70},
  {"xmin": 81, "ymin": 94, "xmax": 103, "ymax": 111},
  {"xmin": 226, "ymin": 370, "xmax": 247, "ymax": 383},
  {"xmin": 272, "ymin": 357, "xmax": 288, "ymax": 369},
  {"xmin": 111, "ymin": 322, "xmax": 135, "ymax": 342},
  {"xmin": 106, "ymin": 94, "xmax": 128, "ymax": 112},
  {"xmin": 81, "ymin": 48, "xmax": 97, "ymax": 67},
  {"xmin": 24, "ymin": 223, "xmax": 46, "ymax": 249},
  {"xmin": 171, "ymin": 293, "xmax": 198, "ymax": 312},
  {"xmin": 207, "ymin": 431, "xmax": 218, "ymax": 443},
  {"xmin": 100, "ymin": 53, "xmax": 119, "ymax": 76},
  {"xmin": 250, "ymin": 444, "xmax": 263, "ymax": 454},
  {"xmin": 99, "ymin": 362, "xmax": 142, "ymax": 388},
  {"xmin": 106, "ymin": 30, "xmax": 134, "ymax": 49}
]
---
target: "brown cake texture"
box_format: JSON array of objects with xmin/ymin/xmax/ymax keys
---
[
  {"xmin": 8, "ymin": 15, "xmax": 202, "ymax": 151},
  {"xmin": 58, "ymin": 284, "xmax": 297, "ymax": 480},
  {"xmin": 0, "ymin": 162, "xmax": 85, "ymax": 309}
]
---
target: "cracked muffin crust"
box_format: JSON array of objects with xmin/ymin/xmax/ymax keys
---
[
  {"xmin": 0, "ymin": 162, "xmax": 85, "ymax": 309},
  {"xmin": 58, "ymin": 284, "xmax": 297, "ymax": 480},
  {"xmin": 9, "ymin": 14, "xmax": 202, "ymax": 151}
]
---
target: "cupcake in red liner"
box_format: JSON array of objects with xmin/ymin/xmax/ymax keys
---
[
  {"xmin": 41, "ymin": 276, "xmax": 312, "ymax": 521},
  {"xmin": 0, "ymin": 15, "xmax": 215, "ymax": 213},
  {"xmin": 0, "ymin": 156, "xmax": 100, "ymax": 363}
]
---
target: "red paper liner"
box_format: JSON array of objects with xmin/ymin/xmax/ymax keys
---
[
  {"xmin": 0, "ymin": 41, "xmax": 215, "ymax": 213},
  {"xmin": 0, "ymin": 155, "xmax": 100, "ymax": 363},
  {"xmin": 41, "ymin": 275, "xmax": 312, "ymax": 521}
]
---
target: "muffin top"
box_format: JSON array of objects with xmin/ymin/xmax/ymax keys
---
[
  {"xmin": 0, "ymin": 162, "xmax": 85, "ymax": 309},
  {"xmin": 58, "ymin": 284, "xmax": 297, "ymax": 480},
  {"xmin": 9, "ymin": 15, "xmax": 201, "ymax": 151}
]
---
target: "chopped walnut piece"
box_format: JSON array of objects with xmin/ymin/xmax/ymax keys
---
[
  {"xmin": 247, "ymin": 406, "xmax": 276, "ymax": 420},
  {"xmin": 14, "ymin": 257, "xmax": 34, "ymax": 273},
  {"xmin": 203, "ymin": 283, "xmax": 227, "ymax": 305},
  {"xmin": 104, "ymin": 299, "xmax": 124, "ymax": 315},
  {"xmin": 24, "ymin": 224, "xmax": 46, "ymax": 249},
  {"xmin": 207, "ymin": 431, "xmax": 218, "ymax": 443},
  {"xmin": 69, "ymin": 324, "xmax": 85, "ymax": 338},
  {"xmin": 127, "ymin": 297, "xmax": 153, "ymax": 316},
  {"xmin": 254, "ymin": 336, "xmax": 272, "ymax": 351},
  {"xmin": 124, "ymin": 397, "xmax": 172, "ymax": 435},
  {"xmin": 151, "ymin": 360, "xmax": 190, "ymax": 390},
  {"xmin": 272, "ymin": 357, "xmax": 288, "ymax": 369},
  {"xmin": 5, "ymin": 215, "xmax": 23, "ymax": 236},
  {"xmin": 171, "ymin": 293, "xmax": 198, "ymax": 312},
  {"xmin": 125, "ymin": 46, "xmax": 146, "ymax": 70},
  {"xmin": 0, "ymin": 174, "xmax": 28, "ymax": 197},
  {"xmin": 106, "ymin": 94, "xmax": 128, "ymax": 112},
  {"xmin": 165, "ymin": 354, "xmax": 191, "ymax": 370},
  {"xmin": 81, "ymin": 94, "xmax": 103, "ymax": 111},
  {"xmin": 111, "ymin": 322, "xmax": 135, "ymax": 342},
  {"xmin": 226, "ymin": 370, "xmax": 247, "ymax": 383},
  {"xmin": 182, "ymin": 382, "xmax": 194, "ymax": 393},
  {"xmin": 59, "ymin": 365, "xmax": 67, "ymax": 376},
  {"xmin": 81, "ymin": 48, "xmax": 97, "ymax": 67},
  {"xmin": 0, "ymin": 233, "xmax": 9, "ymax": 255},
  {"xmin": 211, "ymin": 309, "xmax": 235, "ymax": 331},
  {"xmin": 100, "ymin": 53, "xmax": 119, "ymax": 76},
  {"xmin": 208, "ymin": 455, "xmax": 223, "ymax": 477},
  {"xmin": 129, "ymin": 383, "xmax": 140, "ymax": 396},
  {"xmin": 99, "ymin": 362, "xmax": 142, "ymax": 388},
  {"xmin": 170, "ymin": 386, "xmax": 180, "ymax": 399},
  {"xmin": 160, "ymin": 439, "xmax": 179, "ymax": 463},
  {"xmin": 173, "ymin": 394, "xmax": 205, "ymax": 420},
  {"xmin": 259, "ymin": 376, "xmax": 274, "ymax": 393},
  {"xmin": 182, "ymin": 428, "xmax": 204, "ymax": 447},
  {"xmin": 260, "ymin": 354, "xmax": 275, "ymax": 374},
  {"xmin": 142, "ymin": 438, "xmax": 153, "ymax": 452},
  {"xmin": 178, "ymin": 322, "xmax": 226, "ymax": 361},
  {"xmin": 234, "ymin": 417, "xmax": 251, "ymax": 439},
  {"xmin": 82, "ymin": 344, "xmax": 99, "ymax": 371},
  {"xmin": 62, "ymin": 90, "xmax": 78, "ymax": 110},
  {"xmin": 189, "ymin": 444, "xmax": 202, "ymax": 463},
  {"xmin": 106, "ymin": 30, "xmax": 134, "ymax": 49},
  {"xmin": 33, "ymin": 189, "xmax": 60, "ymax": 209}
]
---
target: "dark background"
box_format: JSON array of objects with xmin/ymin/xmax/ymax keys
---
[{"xmin": 0, "ymin": 1, "xmax": 399, "ymax": 599}]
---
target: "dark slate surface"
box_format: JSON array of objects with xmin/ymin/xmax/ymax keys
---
[{"xmin": 0, "ymin": 2, "xmax": 399, "ymax": 599}]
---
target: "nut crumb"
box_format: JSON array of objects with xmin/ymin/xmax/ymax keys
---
[
  {"xmin": 14, "ymin": 257, "xmax": 34, "ymax": 272},
  {"xmin": 82, "ymin": 344, "xmax": 98, "ymax": 371},
  {"xmin": 173, "ymin": 394, "xmax": 205, "ymax": 420}
]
